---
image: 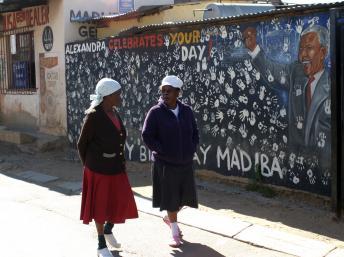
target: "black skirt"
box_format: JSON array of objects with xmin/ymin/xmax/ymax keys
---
[{"xmin": 152, "ymin": 161, "xmax": 198, "ymax": 212}]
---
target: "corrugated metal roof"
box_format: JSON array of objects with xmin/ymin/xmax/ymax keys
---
[{"xmin": 117, "ymin": 1, "xmax": 344, "ymax": 35}]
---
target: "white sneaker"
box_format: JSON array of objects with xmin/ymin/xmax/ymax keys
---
[
  {"xmin": 97, "ymin": 247, "xmax": 114, "ymax": 257},
  {"xmin": 104, "ymin": 233, "xmax": 121, "ymax": 248}
]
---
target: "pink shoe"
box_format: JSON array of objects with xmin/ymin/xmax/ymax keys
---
[
  {"xmin": 169, "ymin": 235, "xmax": 182, "ymax": 248},
  {"xmin": 163, "ymin": 216, "xmax": 183, "ymax": 237}
]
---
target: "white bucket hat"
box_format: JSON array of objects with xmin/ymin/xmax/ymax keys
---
[
  {"xmin": 85, "ymin": 78, "xmax": 121, "ymax": 113},
  {"xmin": 161, "ymin": 75, "xmax": 183, "ymax": 89}
]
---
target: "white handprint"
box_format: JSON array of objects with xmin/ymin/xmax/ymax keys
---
[
  {"xmin": 225, "ymin": 83, "xmax": 233, "ymax": 96},
  {"xmin": 211, "ymin": 125, "xmax": 220, "ymax": 136},
  {"xmin": 210, "ymin": 66, "xmax": 216, "ymax": 81},
  {"xmin": 220, "ymin": 128, "xmax": 227, "ymax": 138},
  {"xmin": 219, "ymin": 25, "xmax": 227, "ymax": 39},
  {"xmin": 249, "ymin": 134, "xmax": 257, "ymax": 146},
  {"xmin": 218, "ymin": 71, "xmax": 225, "ymax": 84},
  {"xmin": 219, "ymin": 95, "xmax": 228, "ymax": 104},
  {"xmin": 308, "ymin": 16, "xmax": 319, "ymax": 27},
  {"xmin": 227, "ymin": 66, "xmax": 236, "ymax": 80},
  {"xmin": 282, "ymin": 37, "xmax": 289, "ymax": 53},
  {"xmin": 234, "ymin": 39, "xmax": 242, "ymax": 48},
  {"xmin": 296, "ymin": 116, "xmax": 303, "ymax": 130},
  {"xmin": 293, "ymin": 176, "xmax": 300, "ymax": 184},
  {"xmin": 317, "ymin": 132, "xmax": 326, "ymax": 148},
  {"xmin": 215, "ymin": 110, "xmax": 224, "ymax": 122},
  {"xmin": 196, "ymin": 62, "xmax": 201, "ymax": 72},
  {"xmin": 236, "ymin": 79, "xmax": 246, "ymax": 90},
  {"xmin": 243, "ymin": 69, "xmax": 252, "ymax": 85},
  {"xmin": 244, "ymin": 59, "xmax": 253, "ymax": 71},
  {"xmin": 230, "ymin": 99, "xmax": 239, "ymax": 107},
  {"xmin": 296, "ymin": 19, "xmax": 304, "ymax": 34},
  {"xmin": 214, "ymin": 57, "xmax": 219, "ymax": 67},
  {"xmin": 280, "ymin": 70, "xmax": 287, "ymax": 85},
  {"xmin": 189, "ymin": 92, "xmax": 196, "ymax": 105},
  {"xmin": 324, "ymin": 99, "xmax": 331, "ymax": 115},
  {"xmin": 227, "ymin": 109, "xmax": 236, "ymax": 118},
  {"xmin": 228, "ymin": 31, "xmax": 234, "ymax": 40},
  {"xmin": 226, "ymin": 136, "xmax": 233, "ymax": 147},
  {"xmin": 227, "ymin": 122, "xmax": 237, "ymax": 132},
  {"xmin": 259, "ymin": 86, "xmax": 266, "ymax": 100},
  {"xmin": 239, "ymin": 109, "xmax": 249, "ymax": 121},
  {"xmin": 249, "ymin": 112, "xmax": 256, "ymax": 126},
  {"xmin": 210, "ymin": 112, "xmax": 216, "ymax": 123},
  {"xmin": 164, "ymin": 35, "xmax": 170, "ymax": 48},
  {"xmin": 267, "ymin": 70, "xmax": 274, "ymax": 82},
  {"xmin": 252, "ymin": 102, "xmax": 259, "ymax": 110},
  {"xmin": 136, "ymin": 54, "xmax": 140, "ymax": 68},
  {"xmin": 239, "ymin": 95, "xmax": 248, "ymax": 104},
  {"xmin": 252, "ymin": 69, "xmax": 260, "ymax": 81},
  {"xmin": 279, "ymin": 151, "xmax": 286, "ymax": 160},
  {"xmin": 283, "ymin": 135, "xmax": 288, "ymax": 144},
  {"xmin": 280, "ymin": 107, "xmax": 287, "ymax": 117},
  {"xmin": 273, "ymin": 143, "xmax": 279, "ymax": 152},
  {"xmin": 210, "ymin": 47, "xmax": 217, "ymax": 58},
  {"xmin": 239, "ymin": 124, "xmax": 248, "ymax": 138},
  {"xmin": 202, "ymin": 57, "xmax": 207, "ymax": 70}
]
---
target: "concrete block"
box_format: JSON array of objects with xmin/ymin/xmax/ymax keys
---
[
  {"xmin": 0, "ymin": 130, "xmax": 35, "ymax": 144},
  {"xmin": 17, "ymin": 171, "xmax": 59, "ymax": 183},
  {"xmin": 234, "ymin": 225, "xmax": 335, "ymax": 257},
  {"xmin": 56, "ymin": 181, "xmax": 82, "ymax": 193}
]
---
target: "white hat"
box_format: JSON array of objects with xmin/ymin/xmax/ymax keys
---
[
  {"xmin": 161, "ymin": 75, "xmax": 183, "ymax": 89},
  {"xmin": 86, "ymin": 78, "xmax": 121, "ymax": 113}
]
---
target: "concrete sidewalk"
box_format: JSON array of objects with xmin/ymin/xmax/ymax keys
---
[
  {"xmin": 134, "ymin": 196, "xmax": 341, "ymax": 257},
  {"xmin": 2, "ymin": 169, "xmax": 344, "ymax": 257}
]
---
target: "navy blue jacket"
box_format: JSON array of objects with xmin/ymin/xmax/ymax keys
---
[{"xmin": 142, "ymin": 99, "xmax": 199, "ymax": 166}]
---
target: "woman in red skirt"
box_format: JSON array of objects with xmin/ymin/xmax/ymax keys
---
[{"xmin": 77, "ymin": 78, "xmax": 138, "ymax": 257}]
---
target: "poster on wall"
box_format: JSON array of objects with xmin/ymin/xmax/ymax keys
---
[
  {"xmin": 12, "ymin": 61, "xmax": 29, "ymax": 88},
  {"xmin": 65, "ymin": 12, "xmax": 331, "ymax": 195}
]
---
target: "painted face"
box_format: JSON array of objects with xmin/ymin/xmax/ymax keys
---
[
  {"xmin": 298, "ymin": 32, "xmax": 327, "ymax": 77},
  {"xmin": 104, "ymin": 90, "xmax": 122, "ymax": 107},
  {"xmin": 160, "ymin": 85, "xmax": 179, "ymax": 108}
]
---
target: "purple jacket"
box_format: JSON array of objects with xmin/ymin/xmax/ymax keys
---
[{"xmin": 142, "ymin": 99, "xmax": 199, "ymax": 166}]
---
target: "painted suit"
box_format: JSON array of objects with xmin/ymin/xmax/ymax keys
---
[{"xmin": 251, "ymin": 49, "xmax": 331, "ymax": 167}]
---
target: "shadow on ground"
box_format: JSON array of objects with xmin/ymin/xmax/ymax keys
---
[
  {"xmin": 0, "ymin": 142, "xmax": 343, "ymax": 244},
  {"xmin": 170, "ymin": 240, "xmax": 226, "ymax": 257}
]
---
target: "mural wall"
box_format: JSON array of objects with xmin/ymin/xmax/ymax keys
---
[{"xmin": 65, "ymin": 12, "xmax": 331, "ymax": 195}]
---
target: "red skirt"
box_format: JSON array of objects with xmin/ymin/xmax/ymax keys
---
[{"xmin": 80, "ymin": 167, "xmax": 138, "ymax": 224}]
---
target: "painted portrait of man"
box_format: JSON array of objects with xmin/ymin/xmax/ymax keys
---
[{"xmin": 243, "ymin": 25, "xmax": 331, "ymax": 164}]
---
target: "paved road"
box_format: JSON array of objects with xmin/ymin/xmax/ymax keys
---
[{"xmin": 0, "ymin": 173, "xmax": 296, "ymax": 257}]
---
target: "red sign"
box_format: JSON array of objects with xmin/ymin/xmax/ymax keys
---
[{"xmin": 3, "ymin": 5, "xmax": 49, "ymax": 31}]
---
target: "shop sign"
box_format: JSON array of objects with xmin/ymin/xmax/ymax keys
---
[
  {"xmin": 3, "ymin": 5, "xmax": 49, "ymax": 31},
  {"xmin": 42, "ymin": 26, "xmax": 53, "ymax": 51}
]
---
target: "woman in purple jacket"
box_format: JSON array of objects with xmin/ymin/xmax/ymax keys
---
[{"xmin": 142, "ymin": 75, "xmax": 199, "ymax": 247}]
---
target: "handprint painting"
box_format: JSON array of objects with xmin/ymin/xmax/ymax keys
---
[{"xmin": 66, "ymin": 12, "xmax": 331, "ymax": 195}]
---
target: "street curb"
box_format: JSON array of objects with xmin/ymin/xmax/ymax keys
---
[{"xmin": 134, "ymin": 196, "xmax": 337, "ymax": 257}]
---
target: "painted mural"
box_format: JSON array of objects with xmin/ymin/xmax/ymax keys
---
[{"xmin": 65, "ymin": 12, "xmax": 331, "ymax": 195}]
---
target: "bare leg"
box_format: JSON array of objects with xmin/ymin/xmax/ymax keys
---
[
  {"xmin": 167, "ymin": 211, "xmax": 178, "ymax": 223},
  {"xmin": 96, "ymin": 222, "xmax": 104, "ymax": 235}
]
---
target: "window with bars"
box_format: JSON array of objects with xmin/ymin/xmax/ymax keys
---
[{"xmin": 0, "ymin": 31, "xmax": 36, "ymax": 94}]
